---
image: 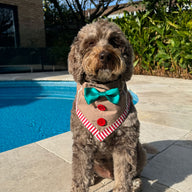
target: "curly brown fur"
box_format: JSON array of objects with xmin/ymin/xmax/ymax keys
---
[{"xmin": 68, "ymin": 20, "xmax": 146, "ymax": 192}]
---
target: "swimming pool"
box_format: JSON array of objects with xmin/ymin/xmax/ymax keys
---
[{"xmin": 0, "ymin": 81, "xmax": 76, "ymax": 153}]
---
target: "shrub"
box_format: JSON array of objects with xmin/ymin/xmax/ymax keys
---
[{"xmin": 114, "ymin": 3, "xmax": 192, "ymax": 79}]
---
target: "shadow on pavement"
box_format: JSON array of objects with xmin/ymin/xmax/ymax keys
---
[{"xmin": 142, "ymin": 139, "xmax": 192, "ymax": 192}]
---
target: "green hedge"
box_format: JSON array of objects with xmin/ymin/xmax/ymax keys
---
[{"xmin": 114, "ymin": 4, "xmax": 192, "ymax": 79}]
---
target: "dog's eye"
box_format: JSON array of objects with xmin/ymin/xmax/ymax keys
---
[
  {"xmin": 88, "ymin": 41, "xmax": 95, "ymax": 47},
  {"xmin": 109, "ymin": 37, "xmax": 119, "ymax": 48},
  {"xmin": 84, "ymin": 40, "xmax": 96, "ymax": 48}
]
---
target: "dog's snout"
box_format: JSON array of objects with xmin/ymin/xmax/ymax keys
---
[{"xmin": 99, "ymin": 51, "xmax": 111, "ymax": 63}]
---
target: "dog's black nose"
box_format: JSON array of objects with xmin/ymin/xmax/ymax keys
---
[{"xmin": 99, "ymin": 51, "xmax": 111, "ymax": 63}]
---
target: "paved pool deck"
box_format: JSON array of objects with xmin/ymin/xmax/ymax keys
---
[{"xmin": 0, "ymin": 71, "xmax": 192, "ymax": 192}]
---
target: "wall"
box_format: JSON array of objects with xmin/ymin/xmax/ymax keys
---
[{"xmin": 0, "ymin": 0, "xmax": 45, "ymax": 47}]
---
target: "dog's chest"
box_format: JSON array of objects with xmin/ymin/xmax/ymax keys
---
[{"xmin": 75, "ymin": 81, "xmax": 130, "ymax": 142}]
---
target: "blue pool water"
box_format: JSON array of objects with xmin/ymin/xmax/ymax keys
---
[{"xmin": 0, "ymin": 81, "xmax": 76, "ymax": 153}]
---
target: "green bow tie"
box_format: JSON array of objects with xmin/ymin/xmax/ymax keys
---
[{"xmin": 84, "ymin": 87, "xmax": 120, "ymax": 105}]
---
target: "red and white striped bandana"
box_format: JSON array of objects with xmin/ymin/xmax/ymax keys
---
[{"xmin": 75, "ymin": 80, "xmax": 130, "ymax": 142}]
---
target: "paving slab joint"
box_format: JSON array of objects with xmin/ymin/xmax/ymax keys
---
[
  {"xmin": 147, "ymin": 139, "xmax": 178, "ymax": 162},
  {"xmin": 37, "ymin": 143, "xmax": 72, "ymax": 164}
]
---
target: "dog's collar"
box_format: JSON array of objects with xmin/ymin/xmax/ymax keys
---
[
  {"xmin": 83, "ymin": 77, "xmax": 122, "ymax": 85},
  {"xmin": 82, "ymin": 78, "xmax": 126, "ymax": 93}
]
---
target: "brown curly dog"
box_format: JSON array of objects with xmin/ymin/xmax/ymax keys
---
[{"xmin": 68, "ymin": 20, "xmax": 146, "ymax": 192}]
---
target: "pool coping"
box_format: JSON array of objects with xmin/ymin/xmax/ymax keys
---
[{"xmin": 0, "ymin": 71, "xmax": 73, "ymax": 81}]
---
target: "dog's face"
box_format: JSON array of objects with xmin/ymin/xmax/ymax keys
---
[{"xmin": 68, "ymin": 20, "xmax": 133, "ymax": 83}]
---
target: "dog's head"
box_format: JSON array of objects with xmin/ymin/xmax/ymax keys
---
[{"xmin": 68, "ymin": 20, "xmax": 133, "ymax": 83}]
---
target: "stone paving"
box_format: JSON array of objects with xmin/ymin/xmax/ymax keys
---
[{"xmin": 0, "ymin": 72, "xmax": 191, "ymax": 192}]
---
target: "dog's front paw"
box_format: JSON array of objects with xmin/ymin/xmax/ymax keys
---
[
  {"xmin": 113, "ymin": 178, "xmax": 142, "ymax": 192},
  {"xmin": 132, "ymin": 178, "xmax": 142, "ymax": 192}
]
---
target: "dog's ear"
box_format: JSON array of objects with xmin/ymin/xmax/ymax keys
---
[
  {"xmin": 68, "ymin": 37, "xmax": 85, "ymax": 84},
  {"xmin": 121, "ymin": 42, "xmax": 134, "ymax": 81}
]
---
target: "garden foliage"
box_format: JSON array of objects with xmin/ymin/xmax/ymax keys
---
[{"xmin": 114, "ymin": 3, "xmax": 192, "ymax": 78}]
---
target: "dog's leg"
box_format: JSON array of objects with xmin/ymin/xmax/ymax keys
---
[
  {"xmin": 112, "ymin": 147, "xmax": 137, "ymax": 192},
  {"xmin": 131, "ymin": 142, "xmax": 146, "ymax": 192},
  {"xmin": 71, "ymin": 143, "xmax": 94, "ymax": 192}
]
